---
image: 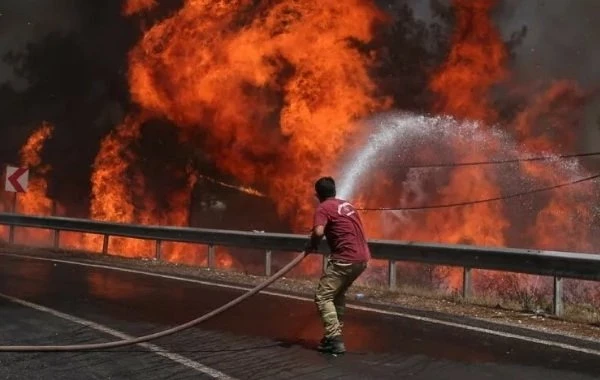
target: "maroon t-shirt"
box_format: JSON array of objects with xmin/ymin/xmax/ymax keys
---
[{"xmin": 313, "ymin": 198, "xmax": 371, "ymax": 263}]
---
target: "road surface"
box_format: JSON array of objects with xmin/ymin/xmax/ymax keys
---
[{"xmin": 0, "ymin": 253, "xmax": 599, "ymax": 379}]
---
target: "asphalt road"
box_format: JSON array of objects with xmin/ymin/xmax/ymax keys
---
[{"xmin": 0, "ymin": 253, "xmax": 599, "ymax": 379}]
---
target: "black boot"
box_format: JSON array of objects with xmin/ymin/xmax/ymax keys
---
[
  {"xmin": 317, "ymin": 336, "xmax": 331, "ymax": 352},
  {"xmin": 317, "ymin": 335, "xmax": 346, "ymax": 354},
  {"xmin": 329, "ymin": 335, "xmax": 346, "ymax": 354}
]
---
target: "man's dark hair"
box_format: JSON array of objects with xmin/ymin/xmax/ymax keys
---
[{"xmin": 315, "ymin": 176, "xmax": 336, "ymax": 200}]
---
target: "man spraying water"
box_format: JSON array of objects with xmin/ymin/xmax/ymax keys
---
[{"xmin": 305, "ymin": 176, "xmax": 371, "ymax": 354}]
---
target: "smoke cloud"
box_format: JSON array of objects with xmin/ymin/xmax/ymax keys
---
[
  {"xmin": 385, "ymin": 1, "xmax": 599, "ymax": 87},
  {"xmin": 0, "ymin": 0, "xmax": 79, "ymax": 90},
  {"xmin": 495, "ymin": 0, "xmax": 600, "ymax": 153},
  {"xmin": 494, "ymin": 0, "xmax": 600, "ymax": 86}
]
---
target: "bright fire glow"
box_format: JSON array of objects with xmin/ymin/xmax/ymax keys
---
[{"xmin": 6, "ymin": 1, "xmax": 599, "ymax": 294}]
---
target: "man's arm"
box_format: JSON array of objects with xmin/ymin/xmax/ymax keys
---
[
  {"xmin": 306, "ymin": 225, "xmax": 325, "ymax": 252},
  {"xmin": 305, "ymin": 207, "xmax": 327, "ymax": 252}
]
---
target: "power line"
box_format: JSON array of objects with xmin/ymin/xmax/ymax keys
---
[
  {"xmin": 380, "ymin": 151, "xmax": 600, "ymax": 169},
  {"xmin": 356, "ymin": 172, "xmax": 600, "ymax": 211}
]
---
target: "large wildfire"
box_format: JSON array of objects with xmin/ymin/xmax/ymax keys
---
[{"xmin": 3, "ymin": 0, "xmax": 600, "ymax": 299}]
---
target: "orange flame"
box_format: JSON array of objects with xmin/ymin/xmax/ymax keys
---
[
  {"xmin": 429, "ymin": 0, "xmax": 508, "ymax": 123},
  {"xmin": 90, "ymin": 115, "xmax": 140, "ymax": 225},
  {"xmin": 360, "ymin": 0, "xmax": 510, "ymax": 289},
  {"xmin": 10, "ymin": 1, "xmax": 599, "ymax": 293},
  {"xmin": 127, "ymin": 0, "xmax": 391, "ymax": 232},
  {"xmin": 121, "ymin": 0, "xmax": 392, "ymax": 275},
  {"xmin": 123, "ymin": 0, "xmax": 157, "ymax": 16},
  {"xmin": 424, "ymin": 0, "xmax": 508, "ymax": 249},
  {"xmin": 13, "ymin": 122, "xmax": 56, "ymax": 245},
  {"xmin": 17, "ymin": 122, "xmax": 55, "ymax": 216},
  {"xmin": 358, "ymin": 0, "xmax": 510, "ymax": 249},
  {"xmin": 86, "ymin": 114, "xmax": 222, "ymax": 263},
  {"xmin": 514, "ymin": 81, "xmax": 594, "ymax": 252},
  {"xmin": 415, "ymin": 0, "xmax": 596, "ymax": 290},
  {"xmin": 514, "ymin": 81, "xmax": 587, "ymax": 152},
  {"xmin": 86, "ymin": 114, "xmax": 153, "ymax": 256}
]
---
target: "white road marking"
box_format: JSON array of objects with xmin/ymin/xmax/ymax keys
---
[
  {"xmin": 0, "ymin": 291, "xmax": 236, "ymax": 380},
  {"xmin": 3, "ymin": 252, "xmax": 600, "ymax": 357}
]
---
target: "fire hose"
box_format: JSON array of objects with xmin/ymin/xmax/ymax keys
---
[{"xmin": 0, "ymin": 251, "xmax": 308, "ymax": 352}]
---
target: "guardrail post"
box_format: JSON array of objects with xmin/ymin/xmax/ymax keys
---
[
  {"xmin": 388, "ymin": 260, "xmax": 397, "ymax": 290},
  {"xmin": 102, "ymin": 234, "xmax": 109, "ymax": 255},
  {"xmin": 553, "ymin": 276, "xmax": 564, "ymax": 317},
  {"xmin": 155, "ymin": 240, "xmax": 162, "ymax": 260},
  {"xmin": 9, "ymin": 193, "xmax": 16, "ymax": 244},
  {"xmin": 53, "ymin": 229, "xmax": 60, "ymax": 249},
  {"xmin": 208, "ymin": 244, "xmax": 215, "ymax": 269},
  {"xmin": 264, "ymin": 250, "xmax": 272, "ymax": 276},
  {"xmin": 463, "ymin": 267, "xmax": 472, "ymax": 299}
]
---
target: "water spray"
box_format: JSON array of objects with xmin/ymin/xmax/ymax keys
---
[
  {"xmin": 336, "ymin": 111, "xmax": 596, "ymax": 210},
  {"xmin": 336, "ymin": 111, "xmax": 501, "ymax": 201}
]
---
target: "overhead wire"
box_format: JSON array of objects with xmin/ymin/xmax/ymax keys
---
[
  {"xmin": 379, "ymin": 151, "xmax": 600, "ymax": 169},
  {"xmin": 356, "ymin": 172, "xmax": 600, "ymax": 211}
]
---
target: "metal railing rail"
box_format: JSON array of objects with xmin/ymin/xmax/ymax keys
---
[{"xmin": 1, "ymin": 212, "xmax": 599, "ymax": 317}]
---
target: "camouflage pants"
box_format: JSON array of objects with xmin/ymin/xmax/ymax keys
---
[{"xmin": 314, "ymin": 258, "xmax": 367, "ymax": 338}]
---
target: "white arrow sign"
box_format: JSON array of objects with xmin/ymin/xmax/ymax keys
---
[{"xmin": 5, "ymin": 166, "xmax": 29, "ymax": 193}]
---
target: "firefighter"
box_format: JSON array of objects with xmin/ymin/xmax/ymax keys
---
[{"xmin": 305, "ymin": 176, "xmax": 371, "ymax": 354}]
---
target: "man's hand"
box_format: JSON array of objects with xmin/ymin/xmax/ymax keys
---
[{"xmin": 304, "ymin": 225, "xmax": 325, "ymax": 253}]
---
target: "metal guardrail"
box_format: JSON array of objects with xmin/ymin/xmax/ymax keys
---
[{"xmin": 1, "ymin": 212, "xmax": 599, "ymax": 317}]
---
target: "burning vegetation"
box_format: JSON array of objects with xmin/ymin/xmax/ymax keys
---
[{"xmin": 2, "ymin": 0, "xmax": 600, "ymax": 302}]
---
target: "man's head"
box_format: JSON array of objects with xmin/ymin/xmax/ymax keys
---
[{"xmin": 315, "ymin": 176, "xmax": 336, "ymax": 202}]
